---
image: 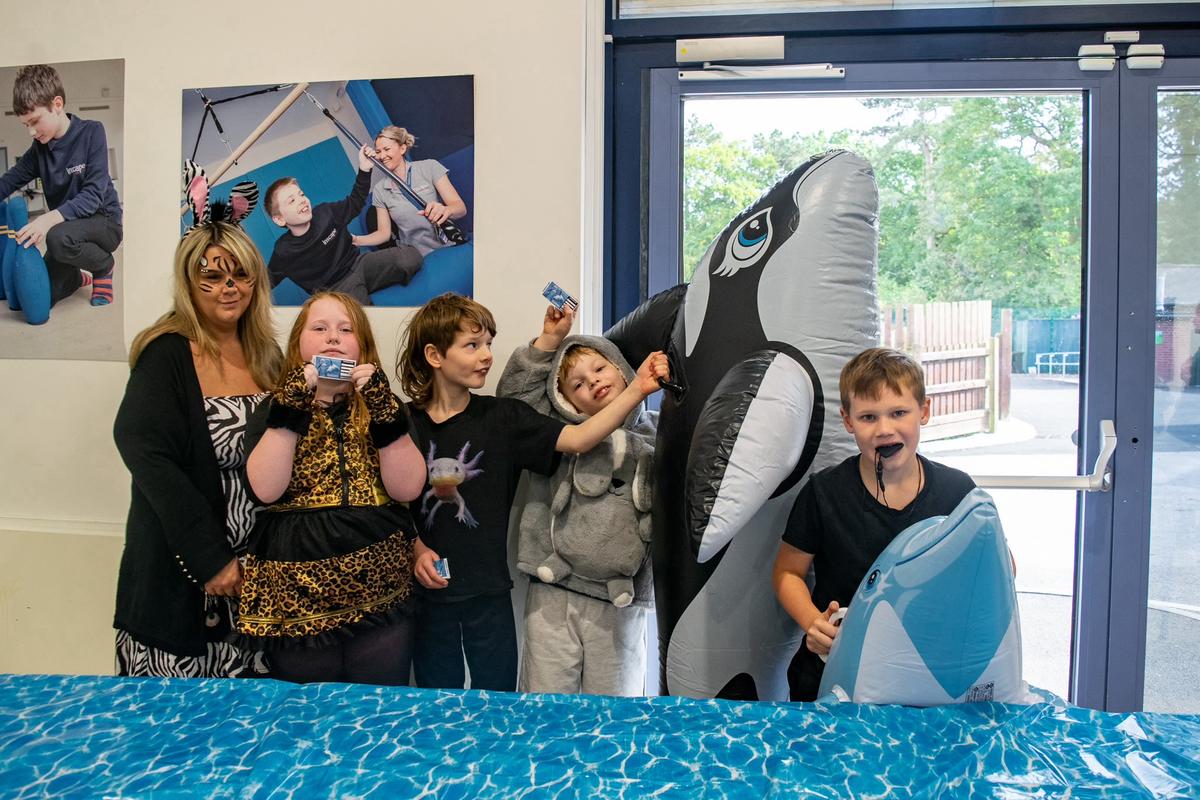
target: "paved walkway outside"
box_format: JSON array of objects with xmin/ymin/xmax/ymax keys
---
[{"xmin": 921, "ymin": 373, "xmax": 1199, "ymax": 713}]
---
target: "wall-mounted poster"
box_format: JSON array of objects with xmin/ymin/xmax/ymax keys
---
[
  {"xmin": 181, "ymin": 76, "xmax": 474, "ymax": 307},
  {"xmin": 0, "ymin": 59, "xmax": 125, "ymax": 360}
]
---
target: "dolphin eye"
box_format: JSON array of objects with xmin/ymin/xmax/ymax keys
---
[{"xmin": 867, "ymin": 569, "xmax": 880, "ymax": 588}]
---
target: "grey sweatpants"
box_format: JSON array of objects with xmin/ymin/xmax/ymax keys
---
[
  {"xmin": 328, "ymin": 247, "xmax": 423, "ymax": 305},
  {"xmin": 519, "ymin": 581, "xmax": 647, "ymax": 696}
]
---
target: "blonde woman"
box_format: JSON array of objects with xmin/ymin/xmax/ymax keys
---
[
  {"xmin": 113, "ymin": 219, "xmax": 281, "ymax": 677},
  {"xmin": 352, "ymin": 125, "xmax": 468, "ymax": 281}
]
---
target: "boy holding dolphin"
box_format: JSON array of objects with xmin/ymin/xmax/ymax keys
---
[{"xmin": 772, "ymin": 347, "xmax": 977, "ymax": 702}]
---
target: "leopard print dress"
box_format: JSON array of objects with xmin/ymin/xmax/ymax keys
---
[
  {"xmin": 115, "ymin": 394, "xmax": 270, "ymax": 678},
  {"xmin": 235, "ymin": 398, "xmax": 417, "ymax": 648}
]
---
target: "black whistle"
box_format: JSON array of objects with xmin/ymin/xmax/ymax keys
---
[{"xmin": 877, "ymin": 443, "xmax": 903, "ymax": 459}]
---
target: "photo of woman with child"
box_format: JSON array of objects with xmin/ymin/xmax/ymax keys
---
[
  {"xmin": 180, "ymin": 76, "xmax": 474, "ymax": 308},
  {"xmin": 352, "ymin": 124, "xmax": 468, "ymax": 277}
]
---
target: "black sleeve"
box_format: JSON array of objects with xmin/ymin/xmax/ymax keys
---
[
  {"xmin": 267, "ymin": 248, "xmax": 286, "ymax": 287},
  {"xmin": 242, "ymin": 401, "xmax": 272, "ymax": 505},
  {"xmin": 331, "ymin": 169, "xmax": 372, "ymax": 224},
  {"xmin": 781, "ymin": 477, "xmax": 823, "ymax": 555},
  {"xmin": 505, "ymin": 398, "xmax": 567, "ymax": 477},
  {"xmin": 244, "ymin": 400, "xmax": 270, "ymax": 465},
  {"xmin": 113, "ymin": 338, "xmax": 234, "ymax": 584}
]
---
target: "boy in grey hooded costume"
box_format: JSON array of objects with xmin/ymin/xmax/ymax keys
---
[{"xmin": 497, "ymin": 306, "xmax": 655, "ymax": 696}]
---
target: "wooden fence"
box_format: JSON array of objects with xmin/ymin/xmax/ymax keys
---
[{"xmin": 879, "ymin": 301, "xmax": 1012, "ymax": 441}]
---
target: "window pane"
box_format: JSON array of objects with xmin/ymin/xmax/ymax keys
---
[{"xmin": 1146, "ymin": 89, "xmax": 1200, "ymax": 714}]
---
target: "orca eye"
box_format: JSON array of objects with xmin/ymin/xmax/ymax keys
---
[
  {"xmin": 730, "ymin": 210, "xmax": 771, "ymax": 261},
  {"xmin": 711, "ymin": 208, "xmax": 774, "ymax": 278}
]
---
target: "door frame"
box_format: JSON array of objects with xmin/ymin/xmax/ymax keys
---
[{"xmin": 643, "ymin": 59, "xmax": 1122, "ymax": 709}]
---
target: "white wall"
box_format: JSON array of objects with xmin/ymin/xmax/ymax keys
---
[{"xmin": 0, "ymin": 0, "xmax": 595, "ymax": 674}]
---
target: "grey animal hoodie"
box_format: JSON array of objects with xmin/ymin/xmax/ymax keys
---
[{"xmin": 497, "ymin": 334, "xmax": 655, "ymax": 608}]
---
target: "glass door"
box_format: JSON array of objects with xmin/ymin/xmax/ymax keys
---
[
  {"xmin": 1118, "ymin": 59, "xmax": 1200, "ymax": 714},
  {"xmin": 648, "ymin": 60, "xmax": 1121, "ymax": 706}
]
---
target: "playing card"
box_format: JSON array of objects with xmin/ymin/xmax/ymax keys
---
[
  {"xmin": 313, "ymin": 355, "xmax": 356, "ymax": 381},
  {"xmin": 542, "ymin": 281, "xmax": 578, "ymax": 313}
]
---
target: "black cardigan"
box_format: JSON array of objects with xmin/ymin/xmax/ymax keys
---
[{"xmin": 112, "ymin": 333, "xmax": 238, "ymax": 655}]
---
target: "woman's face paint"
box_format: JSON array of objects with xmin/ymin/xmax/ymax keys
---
[
  {"xmin": 191, "ymin": 244, "xmax": 254, "ymax": 331},
  {"xmin": 196, "ymin": 246, "xmax": 255, "ymax": 293}
]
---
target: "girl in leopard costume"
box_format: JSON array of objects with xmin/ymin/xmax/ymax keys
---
[{"xmin": 236, "ymin": 291, "xmax": 426, "ymax": 684}]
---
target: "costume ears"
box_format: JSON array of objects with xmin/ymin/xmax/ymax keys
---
[
  {"xmin": 227, "ymin": 180, "xmax": 259, "ymax": 223},
  {"xmin": 182, "ymin": 160, "xmax": 259, "ymax": 228},
  {"xmin": 183, "ymin": 161, "xmax": 210, "ymax": 226}
]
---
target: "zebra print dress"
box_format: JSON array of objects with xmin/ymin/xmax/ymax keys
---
[{"xmin": 116, "ymin": 393, "xmax": 270, "ymax": 678}]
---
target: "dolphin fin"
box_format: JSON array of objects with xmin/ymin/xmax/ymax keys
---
[{"xmin": 687, "ymin": 346, "xmax": 824, "ymax": 563}]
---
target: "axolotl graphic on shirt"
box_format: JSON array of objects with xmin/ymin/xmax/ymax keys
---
[{"xmin": 421, "ymin": 441, "xmax": 484, "ymax": 529}]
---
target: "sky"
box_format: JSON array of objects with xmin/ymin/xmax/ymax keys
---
[{"xmin": 684, "ymin": 94, "xmax": 893, "ymax": 140}]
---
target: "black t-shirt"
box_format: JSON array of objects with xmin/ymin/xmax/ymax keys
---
[
  {"xmin": 782, "ymin": 454, "xmax": 976, "ymax": 612},
  {"xmin": 408, "ymin": 394, "xmax": 565, "ymax": 601}
]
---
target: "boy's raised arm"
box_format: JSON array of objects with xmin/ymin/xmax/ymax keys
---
[
  {"xmin": 555, "ymin": 351, "xmax": 668, "ymax": 455},
  {"xmin": 532, "ymin": 305, "xmax": 573, "ymax": 353},
  {"xmin": 497, "ymin": 306, "xmax": 573, "ymax": 411},
  {"xmin": 331, "ymin": 146, "xmax": 374, "ymax": 224}
]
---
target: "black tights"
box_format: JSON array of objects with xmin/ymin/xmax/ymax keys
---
[{"xmin": 270, "ymin": 617, "xmax": 415, "ymax": 686}]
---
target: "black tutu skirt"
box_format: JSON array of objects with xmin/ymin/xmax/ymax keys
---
[{"xmin": 235, "ymin": 504, "xmax": 416, "ymax": 649}]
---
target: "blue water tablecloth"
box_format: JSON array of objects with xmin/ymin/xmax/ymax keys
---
[{"xmin": 1, "ymin": 674, "xmax": 1198, "ymax": 798}]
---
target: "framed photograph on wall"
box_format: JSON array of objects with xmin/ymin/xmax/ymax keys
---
[
  {"xmin": 181, "ymin": 76, "xmax": 475, "ymax": 308},
  {"xmin": 0, "ymin": 59, "xmax": 125, "ymax": 360}
]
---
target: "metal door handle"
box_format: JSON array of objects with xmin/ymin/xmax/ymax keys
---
[{"xmin": 972, "ymin": 420, "xmax": 1116, "ymax": 492}]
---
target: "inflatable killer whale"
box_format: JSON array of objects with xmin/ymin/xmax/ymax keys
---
[
  {"xmin": 819, "ymin": 489, "xmax": 1033, "ymax": 706},
  {"xmin": 607, "ymin": 150, "xmax": 880, "ymax": 700}
]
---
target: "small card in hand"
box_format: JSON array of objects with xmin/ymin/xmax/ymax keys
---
[
  {"xmin": 434, "ymin": 559, "xmax": 451, "ymax": 580},
  {"xmin": 542, "ymin": 281, "xmax": 579, "ymax": 313},
  {"xmin": 313, "ymin": 355, "xmax": 356, "ymax": 381}
]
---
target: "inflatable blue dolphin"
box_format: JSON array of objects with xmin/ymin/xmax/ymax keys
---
[
  {"xmin": 607, "ymin": 150, "xmax": 880, "ymax": 700},
  {"xmin": 818, "ymin": 489, "xmax": 1032, "ymax": 706}
]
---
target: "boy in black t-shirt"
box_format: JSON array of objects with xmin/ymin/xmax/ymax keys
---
[
  {"xmin": 264, "ymin": 146, "xmax": 419, "ymax": 305},
  {"xmin": 397, "ymin": 292, "xmax": 669, "ymax": 691},
  {"xmin": 773, "ymin": 347, "xmax": 977, "ymax": 702}
]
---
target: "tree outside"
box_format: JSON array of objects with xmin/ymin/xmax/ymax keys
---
[
  {"xmin": 1158, "ymin": 92, "xmax": 1200, "ymax": 267},
  {"xmin": 682, "ymin": 94, "xmax": 1084, "ymax": 320}
]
